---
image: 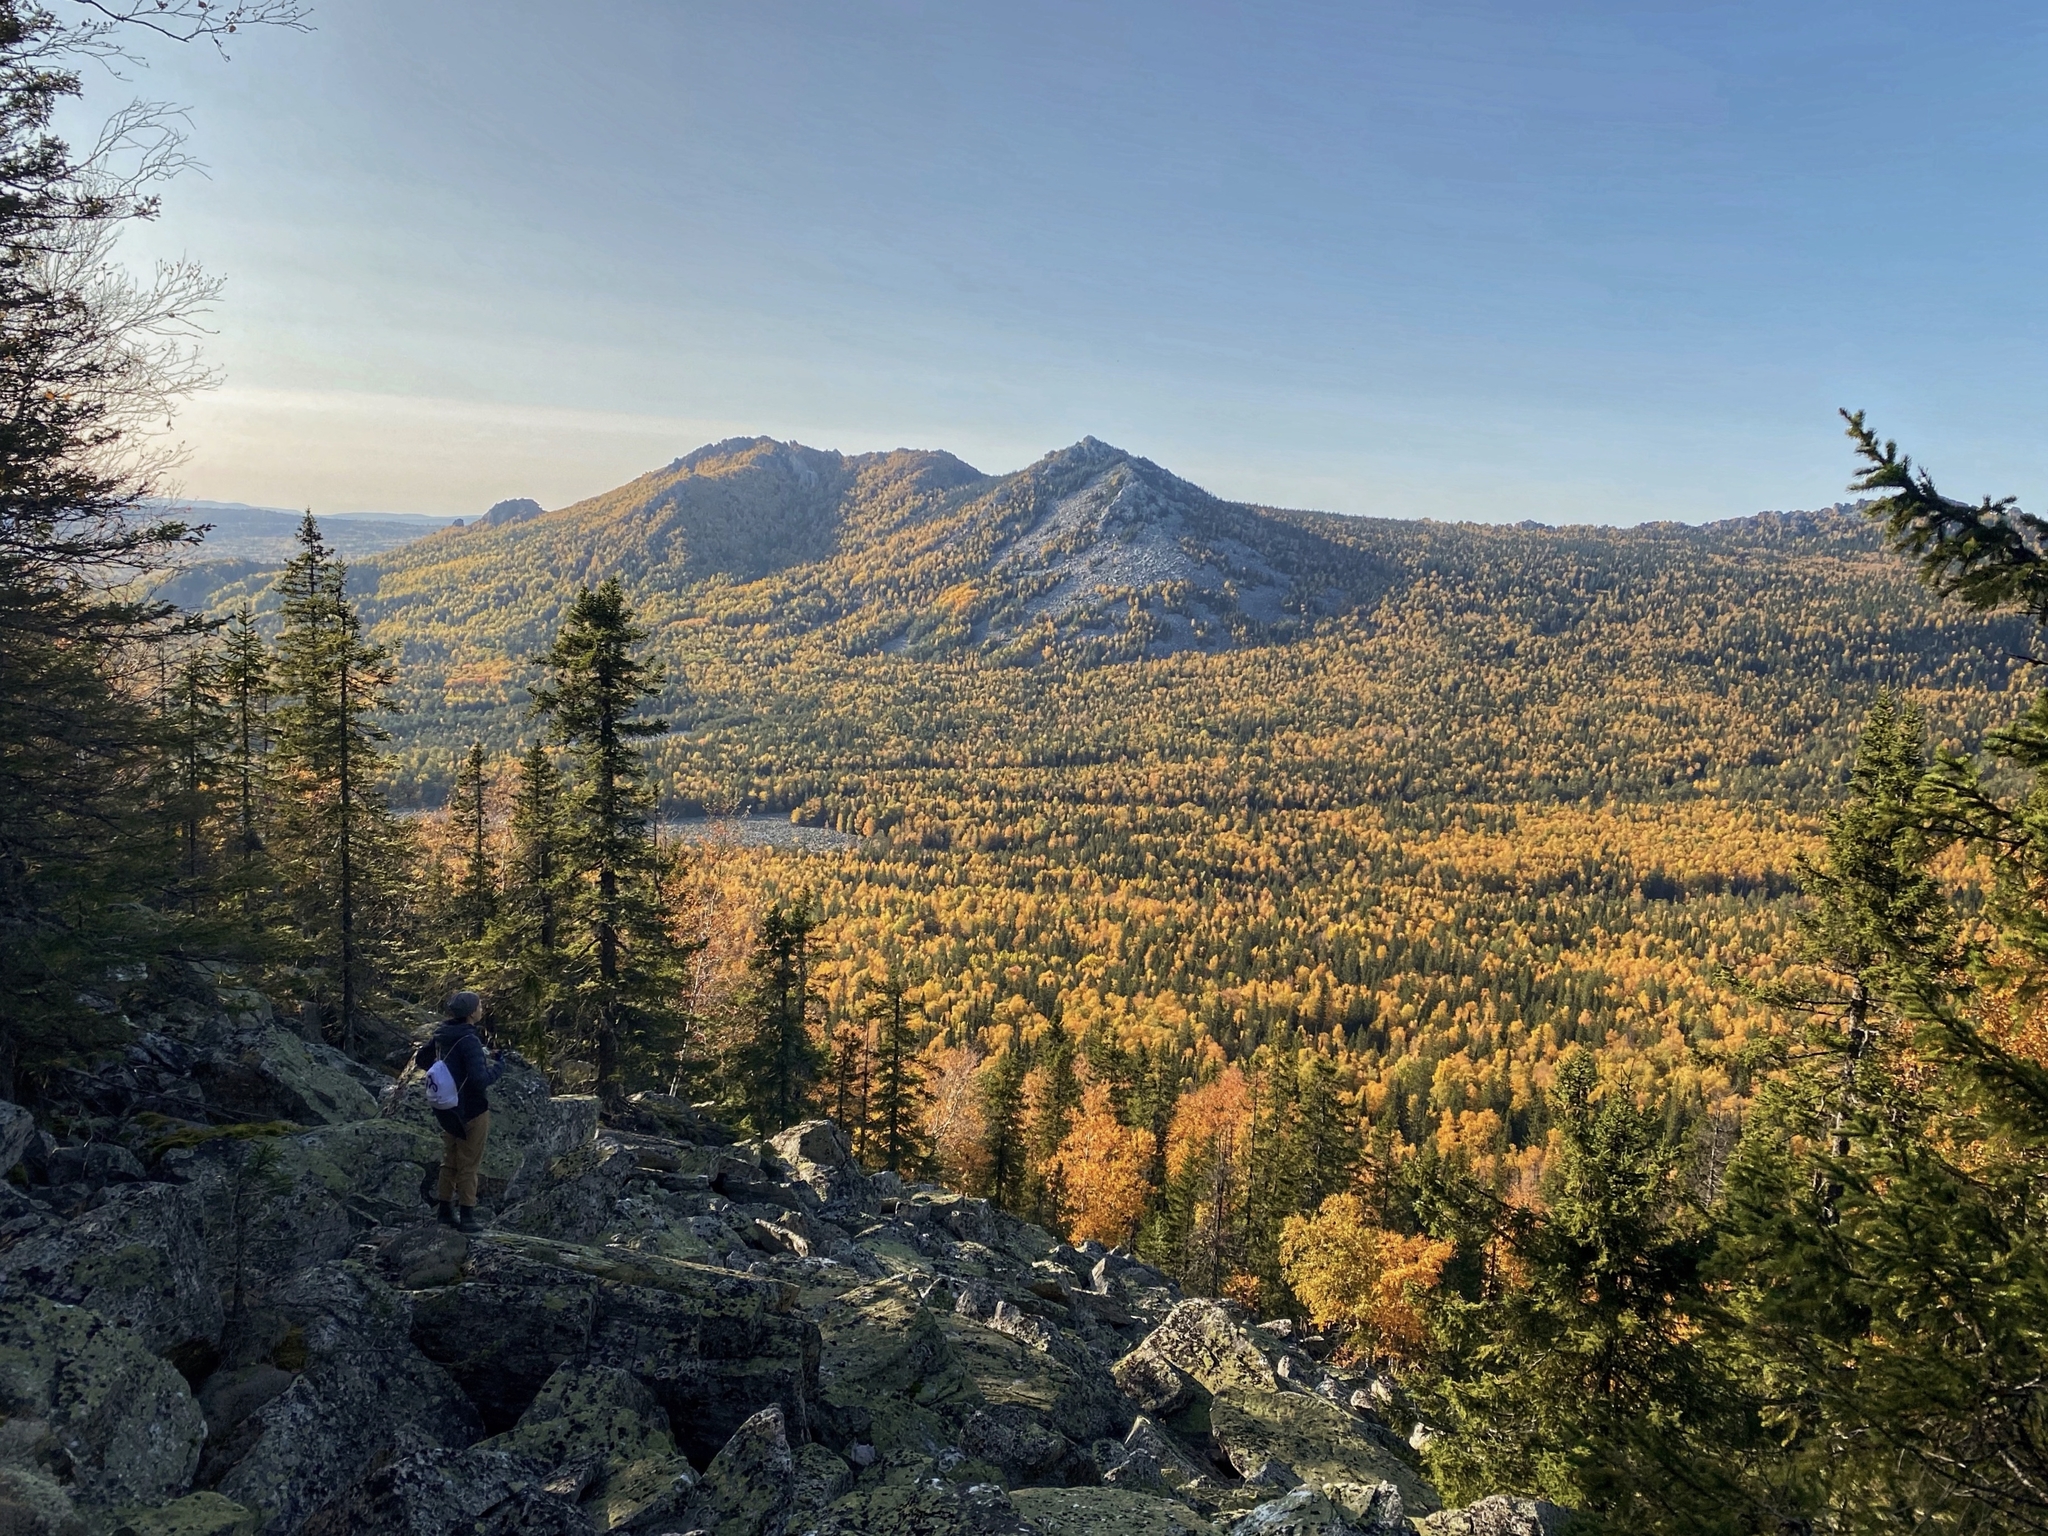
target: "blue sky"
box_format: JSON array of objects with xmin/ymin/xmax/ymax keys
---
[{"xmin": 99, "ymin": 1, "xmax": 2048, "ymax": 523}]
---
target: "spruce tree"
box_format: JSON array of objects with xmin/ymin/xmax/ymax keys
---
[
  {"xmin": 267, "ymin": 514, "xmax": 407, "ymax": 1051},
  {"xmin": 867, "ymin": 962, "xmax": 926, "ymax": 1174},
  {"xmin": 220, "ymin": 604, "xmax": 270, "ymax": 870},
  {"xmin": 530, "ymin": 579, "xmax": 681, "ymax": 1108},
  {"xmin": 449, "ymin": 741, "xmax": 495, "ymax": 944},
  {"xmin": 979, "ymin": 1037, "xmax": 1029, "ymax": 1211},
  {"xmin": 485, "ymin": 741, "xmax": 572, "ymax": 1059},
  {"xmin": 1026, "ymin": 1014, "xmax": 1081, "ymax": 1228},
  {"xmin": 160, "ymin": 636, "xmax": 229, "ymax": 908},
  {"xmin": 728, "ymin": 901, "xmax": 824, "ymax": 1133}
]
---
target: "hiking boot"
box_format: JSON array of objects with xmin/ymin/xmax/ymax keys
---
[
  {"xmin": 436, "ymin": 1200, "xmax": 456, "ymax": 1228},
  {"xmin": 456, "ymin": 1204, "xmax": 482, "ymax": 1233}
]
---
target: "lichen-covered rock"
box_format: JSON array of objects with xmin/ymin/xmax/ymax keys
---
[
  {"xmin": 1010, "ymin": 1484, "xmax": 1220, "ymax": 1535},
  {"xmin": 190, "ymin": 1023, "xmax": 379, "ymax": 1127},
  {"xmin": 684, "ymin": 1403, "xmax": 796, "ymax": 1536},
  {"xmin": 1114, "ymin": 1345, "xmax": 1195, "ymax": 1417},
  {"xmin": 481, "ymin": 1364, "xmax": 694, "ymax": 1532},
  {"xmin": 409, "ymin": 1233, "xmax": 818, "ymax": 1460},
  {"xmin": 113, "ymin": 1492, "xmax": 262, "ymax": 1536},
  {"xmin": 162, "ymin": 1120, "xmax": 445, "ymax": 1299},
  {"xmin": 1227, "ymin": 1486, "xmax": 1358, "ymax": 1536},
  {"xmin": 296, "ymin": 1447, "xmax": 593, "ymax": 1536},
  {"xmin": 371, "ymin": 1222, "xmax": 470, "ymax": 1290},
  {"xmin": 0, "ymin": 1099, "xmax": 36, "ymax": 1174},
  {"xmin": 1322, "ymin": 1482, "xmax": 1406, "ymax": 1534},
  {"xmin": 497, "ymin": 1139, "xmax": 641, "ymax": 1246},
  {"xmin": 805, "ymin": 1454, "xmax": 1037, "ymax": 1536},
  {"xmin": 1125, "ymin": 1302, "xmax": 1276, "ymax": 1396},
  {"xmin": 214, "ymin": 1262, "xmax": 482, "ymax": 1535},
  {"xmin": 789, "ymin": 1442, "xmax": 854, "ymax": 1527},
  {"xmin": 1208, "ymin": 1389, "xmax": 1438, "ymax": 1517},
  {"xmin": 0, "ymin": 1295, "xmax": 204, "ymax": 1515},
  {"xmin": 0, "ymin": 1181, "xmax": 221, "ymax": 1356},
  {"xmin": 0, "ymin": 1465, "xmax": 83, "ymax": 1536},
  {"xmin": 1419, "ymin": 1494, "xmax": 1573, "ymax": 1536}
]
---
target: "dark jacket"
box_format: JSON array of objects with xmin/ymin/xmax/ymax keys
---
[{"xmin": 415, "ymin": 1019, "xmax": 502, "ymax": 1124}]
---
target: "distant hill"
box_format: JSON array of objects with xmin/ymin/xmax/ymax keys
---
[
  {"xmin": 152, "ymin": 499, "xmax": 463, "ymax": 562},
  {"xmin": 157, "ymin": 435, "xmax": 2026, "ymax": 817}
]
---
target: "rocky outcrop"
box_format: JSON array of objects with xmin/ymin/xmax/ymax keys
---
[
  {"xmin": 0, "ymin": 978, "xmax": 1588, "ymax": 1536},
  {"xmin": 0, "ymin": 1294, "xmax": 205, "ymax": 1519},
  {"xmin": 1419, "ymin": 1496, "xmax": 1573, "ymax": 1536}
]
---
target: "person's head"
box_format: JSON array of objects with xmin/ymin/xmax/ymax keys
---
[{"xmin": 442, "ymin": 990, "xmax": 483, "ymax": 1024}]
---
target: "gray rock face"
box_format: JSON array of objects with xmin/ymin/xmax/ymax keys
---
[
  {"xmin": 0, "ymin": 1181, "xmax": 221, "ymax": 1356},
  {"xmin": 685, "ymin": 1403, "xmax": 797, "ymax": 1536},
  {"xmin": 213, "ymin": 1262, "xmax": 483, "ymax": 1535},
  {"xmin": 1229, "ymin": 1485, "xmax": 1359, "ymax": 1535},
  {"xmin": 0, "ymin": 1294, "xmax": 205, "ymax": 1516},
  {"xmin": 481, "ymin": 1363, "xmax": 694, "ymax": 1532},
  {"xmin": 296, "ymin": 1446, "xmax": 592, "ymax": 1536},
  {"xmin": 0, "ymin": 1100, "xmax": 35, "ymax": 1174},
  {"xmin": 190, "ymin": 1024, "xmax": 380, "ymax": 1127},
  {"xmin": 383, "ymin": 1060, "xmax": 598, "ymax": 1207},
  {"xmin": 1420, "ymin": 1494, "xmax": 1574, "ymax": 1536}
]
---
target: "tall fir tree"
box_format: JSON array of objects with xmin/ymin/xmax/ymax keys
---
[
  {"xmin": 449, "ymin": 741, "xmax": 495, "ymax": 944},
  {"xmin": 219, "ymin": 604, "xmax": 270, "ymax": 872},
  {"xmin": 1025, "ymin": 1014, "xmax": 1081, "ymax": 1229},
  {"xmin": 728, "ymin": 901, "xmax": 824, "ymax": 1133},
  {"xmin": 866, "ymin": 961, "xmax": 925, "ymax": 1174},
  {"xmin": 979, "ymin": 1036, "xmax": 1030, "ymax": 1212},
  {"xmin": 530, "ymin": 579, "xmax": 684, "ymax": 1108},
  {"xmin": 485, "ymin": 741, "xmax": 572, "ymax": 1060},
  {"xmin": 267, "ymin": 514, "xmax": 408, "ymax": 1050}
]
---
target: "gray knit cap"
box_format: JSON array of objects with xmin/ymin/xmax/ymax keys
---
[{"xmin": 442, "ymin": 990, "xmax": 483, "ymax": 1021}]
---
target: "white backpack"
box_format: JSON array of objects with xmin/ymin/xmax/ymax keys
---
[{"xmin": 425, "ymin": 1050, "xmax": 461, "ymax": 1110}]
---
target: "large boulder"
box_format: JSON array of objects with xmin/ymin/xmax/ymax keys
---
[
  {"xmin": 681, "ymin": 1404, "xmax": 797, "ymax": 1536},
  {"xmin": 0, "ymin": 1181, "xmax": 222, "ymax": 1359},
  {"xmin": 408, "ymin": 1233, "xmax": 818, "ymax": 1460},
  {"xmin": 0, "ymin": 1295, "xmax": 205, "ymax": 1517},
  {"xmin": 480, "ymin": 1364, "xmax": 694, "ymax": 1532},
  {"xmin": 1419, "ymin": 1495, "xmax": 1573, "ymax": 1536},
  {"xmin": 1227, "ymin": 1486, "xmax": 1359, "ymax": 1535},
  {"xmin": 162, "ymin": 1120, "xmax": 446, "ymax": 1300},
  {"xmin": 296, "ymin": 1447, "xmax": 593, "ymax": 1536},
  {"xmin": 1121, "ymin": 1302, "xmax": 1276, "ymax": 1398},
  {"xmin": 213, "ymin": 1262, "xmax": 482, "ymax": 1535},
  {"xmin": 803, "ymin": 1453, "xmax": 1038, "ymax": 1536},
  {"xmin": 1208, "ymin": 1389, "xmax": 1438, "ymax": 1517},
  {"xmin": 190, "ymin": 1023, "xmax": 380, "ymax": 1127}
]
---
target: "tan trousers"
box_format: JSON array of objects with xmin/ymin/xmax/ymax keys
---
[{"xmin": 436, "ymin": 1110, "xmax": 490, "ymax": 1206}]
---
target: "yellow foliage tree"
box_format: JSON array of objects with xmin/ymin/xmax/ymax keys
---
[
  {"xmin": 1052, "ymin": 1083, "xmax": 1155, "ymax": 1246},
  {"xmin": 1278, "ymin": 1192, "xmax": 1452, "ymax": 1364}
]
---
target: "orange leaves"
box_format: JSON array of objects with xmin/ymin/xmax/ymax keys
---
[
  {"xmin": 1278, "ymin": 1193, "xmax": 1453, "ymax": 1365},
  {"xmin": 1164, "ymin": 1064, "xmax": 1252, "ymax": 1180},
  {"xmin": 1052, "ymin": 1083, "xmax": 1156, "ymax": 1246}
]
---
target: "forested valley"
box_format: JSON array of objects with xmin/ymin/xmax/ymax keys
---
[{"xmin": 11, "ymin": 5, "xmax": 2048, "ymax": 1524}]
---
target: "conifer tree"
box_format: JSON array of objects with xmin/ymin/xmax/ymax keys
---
[
  {"xmin": 1026, "ymin": 1014, "xmax": 1081, "ymax": 1227},
  {"xmin": 979, "ymin": 1038, "xmax": 1029, "ymax": 1211},
  {"xmin": 449, "ymin": 741, "xmax": 494, "ymax": 944},
  {"xmin": 1289, "ymin": 1050, "xmax": 1357, "ymax": 1212},
  {"xmin": 484, "ymin": 741, "xmax": 571, "ymax": 1060},
  {"xmin": 267, "ymin": 514, "xmax": 407, "ymax": 1050},
  {"xmin": 866, "ymin": 962, "xmax": 926, "ymax": 1174},
  {"xmin": 160, "ymin": 636, "xmax": 228, "ymax": 907},
  {"xmin": 219, "ymin": 604, "xmax": 270, "ymax": 870},
  {"xmin": 728, "ymin": 901, "xmax": 823, "ymax": 1133},
  {"xmin": 531, "ymin": 579, "xmax": 681, "ymax": 1108}
]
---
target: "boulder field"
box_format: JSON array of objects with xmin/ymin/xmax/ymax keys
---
[{"xmin": 0, "ymin": 988, "xmax": 1569, "ymax": 1536}]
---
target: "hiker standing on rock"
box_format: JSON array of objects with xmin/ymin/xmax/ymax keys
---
[{"xmin": 418, "ymin": 990, "xmax": 503, "ymax": 1231}]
